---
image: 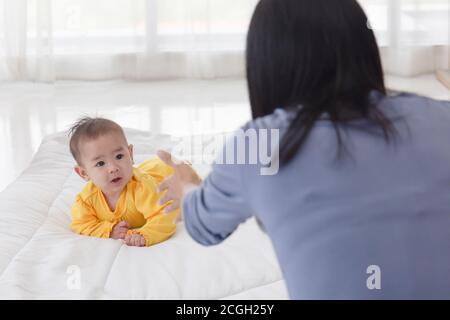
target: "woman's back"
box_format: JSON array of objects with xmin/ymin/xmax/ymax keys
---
[
  {"xmin": 178, "ymin": 0, "xmax": 450, "ymax": 300},
  {"xmin": 243, "ymin": 93, "xmax": 450, "ymax": 299}
]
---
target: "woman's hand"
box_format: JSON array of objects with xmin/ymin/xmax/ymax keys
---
[{"xmin": 157, "ymin": 150, "xmax": 202, "ymax": 213}]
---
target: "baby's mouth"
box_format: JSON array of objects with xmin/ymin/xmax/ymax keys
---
[{"xmin": 111, "ymin": 177, "xmax": 122, "ymax": 184}]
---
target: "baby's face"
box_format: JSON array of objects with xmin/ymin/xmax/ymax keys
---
[{"xmin": 75, "ymin": 132, "xmax": 134, "ymax": 196}]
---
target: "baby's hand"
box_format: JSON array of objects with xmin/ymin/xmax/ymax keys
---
[
  {"xmin": 110, "ymin": 221, "xmax": 129, "ymax": 240},
  {"xmin": 124, "ymin": 234, "xmax": 146, "ymax": 247}
]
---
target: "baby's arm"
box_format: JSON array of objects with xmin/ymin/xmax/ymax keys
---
[
  {"xmin": 126, "ymin": 210, "xmax": 178, "ymax": 247},
  {"xmin": 123, "ymin": 160, "xmax": 180, "ymax": 247},
  {"xmin": 71, "ymin": 197, "xmax": 116, "ymax": 238}
]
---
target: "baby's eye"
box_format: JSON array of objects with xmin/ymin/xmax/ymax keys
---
[
  {"xmin": 95, "ymin": 161, "xmax": 105, "ymax": 167},
  {"xmin": 116, "ymin": 154, "xmax": 124, "ymax": 160}
]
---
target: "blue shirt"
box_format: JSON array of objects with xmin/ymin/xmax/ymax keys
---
[{"xmin": 183, "ymin": 92, "xmax": 450, "ymax": 299}]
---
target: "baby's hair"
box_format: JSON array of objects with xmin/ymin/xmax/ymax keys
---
[{"xmin": 68, "ymin": 116, "xmax": 127, "ymax": 164}]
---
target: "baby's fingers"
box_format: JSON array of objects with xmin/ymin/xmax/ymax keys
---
[
  {"xmin": 117, "ymin": 221, "xmax": 129, "ymax": 228},
  {"xmin": 134, "ymin": 235, "xmax": 143, "ymax": 247},
  {"xmin": 117, "ymin": 226, "xmax": 129, "ymax": 233}
]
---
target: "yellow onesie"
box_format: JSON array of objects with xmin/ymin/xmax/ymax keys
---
[{"xmin": 70, "ymin": 158, "xmax": 179, "ymax": 247}]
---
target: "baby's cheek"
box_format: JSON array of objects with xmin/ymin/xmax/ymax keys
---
[{"xmin": 126, "ymin": 167, "xmax": 134, "ymax": 180}]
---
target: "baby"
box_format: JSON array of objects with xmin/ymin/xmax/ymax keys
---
[{"xmin": 69, "ymin": 117, "xmax": 179, "ymax": 247}]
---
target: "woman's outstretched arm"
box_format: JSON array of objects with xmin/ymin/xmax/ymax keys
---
[{"xmin": 157, "ymin": 148, "xmax": 253, "ymax": 246}]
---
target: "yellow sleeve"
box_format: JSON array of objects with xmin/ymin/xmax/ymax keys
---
[
  {"xmin": 70, "ymin": 196, "xmax": 115, "ymax": 238},
  {"xmin": 137, "ymin": 158, "xmax": 174, "ymax": 184},
  {"xmin": 127, "ymin": 175, "xmax": 179, "ymax": 247}
]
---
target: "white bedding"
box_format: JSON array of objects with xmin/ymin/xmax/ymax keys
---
[{"xmin": 0, "ymin": 129, "xmax": 288, "ymax": 299}]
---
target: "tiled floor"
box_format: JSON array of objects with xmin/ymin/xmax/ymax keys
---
[{"xmin": 0, "ymin": 74, "xmax": 449, "ymax": 192}]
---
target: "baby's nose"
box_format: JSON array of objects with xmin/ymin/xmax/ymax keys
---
[{"xmin": 109, "ymin": 166, "xmax": 119, "ymax": 174}]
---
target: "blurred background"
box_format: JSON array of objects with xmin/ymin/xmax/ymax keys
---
[{"xmin": 0, "ymin": 0, "xmax": 449, "ymax": 191}]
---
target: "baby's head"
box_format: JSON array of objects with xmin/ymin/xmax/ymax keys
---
[{"xmin": 69, "ymin": 117, "xmax": 134, "ymax": 196}]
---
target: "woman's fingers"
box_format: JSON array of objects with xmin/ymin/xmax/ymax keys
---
[
  {"xmin": 164, "ymin": 199, "xmax": 180, "ymax": 213},
  {"xmin": 157, "ymin": 150, "xmax": 178, "ymax": 167},
  {"xmin": 159, "ymin": 191, "xmax": 174, "ymax": 206},
  {"xmin": 157, "ymin": 150, "xmax": 201, "ymax": 214},
  {"xmin": 158, "ymin": 177, "xmax": 171, "ymax": 193}
]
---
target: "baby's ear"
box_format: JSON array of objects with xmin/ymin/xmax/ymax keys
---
[
  {"xmin": 128, "ymin": 144, "xmax": 134, "ymax": 162},
  {"xmin": 74, "ymin": 166, "xmax": 89, "ymax": 181}
]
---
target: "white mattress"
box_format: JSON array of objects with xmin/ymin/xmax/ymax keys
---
[{"xmin": 0, "ymin": 129, "xmax": 288, "ymax": 299}]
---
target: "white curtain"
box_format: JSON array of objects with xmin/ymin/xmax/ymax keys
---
[
  {"xmin": 360, "ymin": 0, "xmax": 450, "ymax": 78},
  {"xmin": 0, "ymin": 0, "xmax": 448, "ymax": 82},
  {"xmin": 0, "ymin": 0, "xmax": 258, "ymax": 81}
]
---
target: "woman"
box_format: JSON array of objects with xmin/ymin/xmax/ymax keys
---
[{"xmin": 157, "ymin": 0, "xmax": 450, "ymax": 299}]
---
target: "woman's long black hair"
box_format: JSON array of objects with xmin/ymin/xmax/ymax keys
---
[{"xmin": 246, "ymin": 0, "xmax": 395, "ymax": 165}]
